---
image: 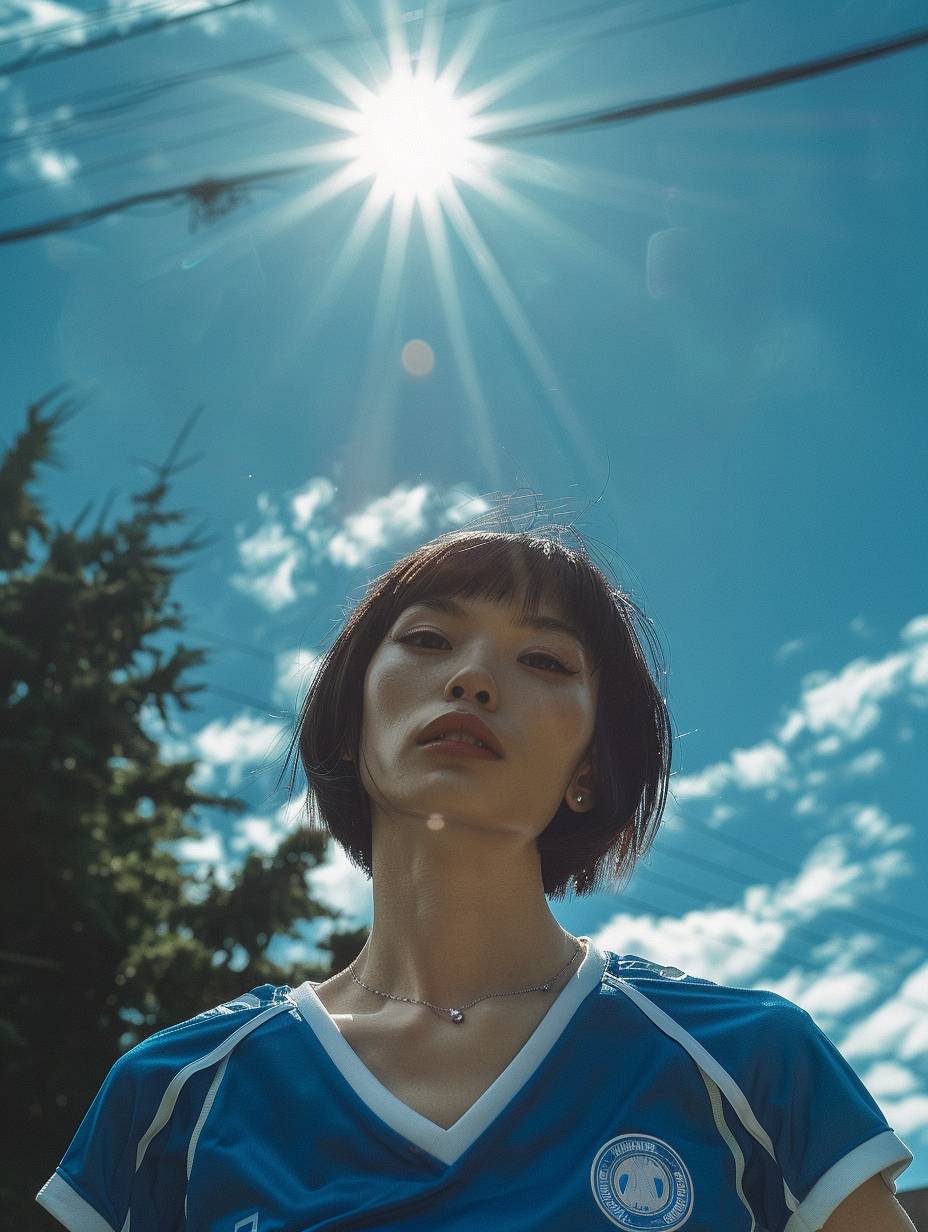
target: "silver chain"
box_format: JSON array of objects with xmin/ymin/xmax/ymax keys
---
[{"xmin": 348, "ymin": 935, "xmax": 585, "ymax": 1024}]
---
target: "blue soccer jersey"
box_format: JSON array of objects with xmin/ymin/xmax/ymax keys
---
[{"xmin": 36, "ymin": 936, "xmax": 913, "ymax": 1231}]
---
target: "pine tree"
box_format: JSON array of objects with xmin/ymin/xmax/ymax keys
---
[{"xmin": 1, "ymin": 390, "xmax": 365, "ymax": 1227}]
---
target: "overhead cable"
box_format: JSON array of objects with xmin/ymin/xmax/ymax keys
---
[
  {"xmin": 486, "ymin": 23, "xmax": 928, "ymax": 144},
  {"xmin": 0, "ymin": 0, "xmax": 743, "ymax": 156},
  {"xmin": 1, "ymin": 23, "xmax": 924, "ymax": 246},
  {"xmin": 0, "ymin": 0, "xmax": 254, "ymax": 76}
]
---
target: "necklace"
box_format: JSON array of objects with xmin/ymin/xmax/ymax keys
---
[{"xmin": 347, "ymin": 936, "xmax": 585, "ymax": 1024}]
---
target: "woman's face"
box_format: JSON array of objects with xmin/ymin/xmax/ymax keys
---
[{"xmin": 355, "ymin": 591, "xmax": 599, "ymax": 840}]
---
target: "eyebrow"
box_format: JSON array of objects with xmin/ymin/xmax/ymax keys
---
[{"xmin": 407, "ymin": 596, "xmax": 585, "ymax": 649}]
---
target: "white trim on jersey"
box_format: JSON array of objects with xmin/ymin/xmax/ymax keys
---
[
  {"xmin": 696, "ymin": 1066, "xmax": 756, "ymax": 1231},
  {"xmin": 605, "ymin": 971, "xmax": 911, "ymax": 1232},
  {"xmin": 36, "ymin": 1000, "xmax": 293, "ymax": 1232},
  {"xmin": 291, "ymin": 936, "xmax": 608, "ymax": 1168}
]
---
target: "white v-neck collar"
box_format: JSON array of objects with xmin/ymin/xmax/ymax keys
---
[{"xmin": 291, "ymin": 936, "xmax": 608, "ymax": 1166}]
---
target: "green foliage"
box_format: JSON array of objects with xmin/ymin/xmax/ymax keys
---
[{"xmin": 1, "ymin": 391, "xmax": 364, "ymax": 1227}]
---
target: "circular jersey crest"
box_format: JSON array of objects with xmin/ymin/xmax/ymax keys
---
[{"xmin": 590, "ymin": 1133, "xmax": 694, "ymax": 1230}]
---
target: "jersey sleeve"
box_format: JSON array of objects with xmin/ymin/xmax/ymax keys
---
[
  {"xmin": 744, "ymin": 998, "xmax": 914, "ymax": 1232},
  {"xmin": 35, "ymin": 988, "xmax": 286, "ymax": 1232}
]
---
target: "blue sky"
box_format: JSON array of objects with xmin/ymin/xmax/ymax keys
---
[{"xmin": 3, "ymin": 0, "xmax": 927, "ymax": 1188}]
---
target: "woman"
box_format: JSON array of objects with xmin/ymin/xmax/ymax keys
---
[{"xmin": 37, "ymin": 527, "xmax": 914, "ymax": 1231}]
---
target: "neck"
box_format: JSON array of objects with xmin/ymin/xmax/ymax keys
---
[{"xmin": 350, "ymin": 815, "xmax": 581, "ymax": 1009}]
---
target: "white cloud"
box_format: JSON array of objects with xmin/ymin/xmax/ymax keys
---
[
  {"xmin": 670, "ymin": 761, "xmax": 730, "ymax": 800},
  {"xmin": 877, "ymin": 1093, "xmax": 928, "ymax": 1138},
  {"xmin": 229, "ymin": 814, "xmax": 289, "ymax": 856},
  {"xmin": 730, "ymin": 741, "xmax": 792, "ymax": 789},
  {"xmin": 776, "ymin": 615, "xmax": 928, "ymax": 750},
  {"xmin": 845, "ymin": 748, "xmax": 885, "ymax": 776},
  {"xmin": 2, "ymin": 84, "xmax": 80, "ymax": 185},
  {"xmin": 861, "ymin": 1061, "xmax": 919, "ymax": 1099},
  {"xmin": 307, "ymin": 835, "xmax": 372, "ymax": 921},
  {"xmin": 273, "ymin": 645, "xmax": 323, "ymax": 712},
  {"xmin": 598, "ymin": 831, "xmax": 903, "ymax": 995},
  {"xmin": 1, "ymin": 2, "xmax": 87, "ymax": 46},
  {"xmin": 774, "ymin": 637, "xmax": 805, "ymax": 664},
  {"xmin": 839, "ymin": 962, "xmax": 928, "ymax": 1062},
  {"xmin": 326, "ymin": 484, "xmax": 431, "ymax": 568},
  {"xmin": 230, "ymin": 479, "xmax": 492, "ymax": 613},
  {"xmin": 671, "ymin": 739, "xmax": 793, "ymax": 800},
  {"xmin": 592, "ymin": 904, "xmax": 787, "ymax": 988},
  {"xmin": 777, "ymin": 969, "xmax": 881, "ymax": 1025},
  {"xmin": 291, "ymin": 476, "xmax": 337, "ymax": 532},
  {"xmin": 850, "ymin": 804, "xmax": 912, "ymax": 848},
  {"xmin": 192, "ymin": 711, "xmax": 287, "ymax": 789},
  {"xmin": 168, "ymin": 829, "xmax": 235, "ymax": 888}
]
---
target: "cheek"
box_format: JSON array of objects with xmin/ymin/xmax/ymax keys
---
[{"xmin": 362, "ymin": 655, "xmax": 416, "ymax": 739}]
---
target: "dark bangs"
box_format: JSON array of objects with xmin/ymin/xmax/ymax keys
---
[
  {"xmin": 280, "ymin": 526, "xmax": 673, "ymax": 900},
  {"xmin": 362, "ymin": 531, "xmax": 619, "ymax": 677}
]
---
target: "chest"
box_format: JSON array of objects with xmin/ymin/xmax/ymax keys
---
[{"xmin": 330, "ymin": 1003, "xmax": 555, "ymax": 1130}]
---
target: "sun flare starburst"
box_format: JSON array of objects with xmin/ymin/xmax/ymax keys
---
[
  {"xmin": 212, "ymin": 2, "xmax": 607, "ymax": 486},
  {"xmin": 350, "ymin": 69, "xmax": 480, "ymax": 204}
]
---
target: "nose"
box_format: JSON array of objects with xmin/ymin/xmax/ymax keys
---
[{"xmin": 450, "ymin": 683, "xmax": 492, "ymax": 705}]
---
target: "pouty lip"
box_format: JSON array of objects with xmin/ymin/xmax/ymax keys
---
[{"xmin": 416, "ymin": 711, "xmax": 504, "ymax": 757}]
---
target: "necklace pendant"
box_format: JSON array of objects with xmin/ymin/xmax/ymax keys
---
[{"xmin": 450, "ymin": 1009, "xmax": 464, "ymax": 1023}]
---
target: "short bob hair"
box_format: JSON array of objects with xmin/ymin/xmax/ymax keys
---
[{"xmin": 281, "ymin": 521, "xmax": 673, "ymax": 900}]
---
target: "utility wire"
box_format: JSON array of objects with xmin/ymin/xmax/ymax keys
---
[
  {"xmin": 192, "ymin": 669, "xmax": 928, "ymax": 941},
  {"xmin": 637, "ymin": 860, "xmax": 926, "ymax": 950},
  {"xmin": 487, "ymin": 23, "xmax": 928, "ymax": 144},
  {"xmin": 678, "ymin": 813, "xmax": 928, "ymax": 931},
  {"xmin": 0, "ymin": 0, "xmax": 742, "ymax": 158},
  {"xmin": 0, "ymin": 0, "xmax": 219, "ymax": 55},
  {"xmin": 0, "ymin": 0, "xmax": 255, "ymax": 76},
  {"xmin": 2, "ymin": 23, "xmax": 925, "ymax": 246}
]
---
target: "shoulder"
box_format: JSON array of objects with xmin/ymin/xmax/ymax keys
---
[
  {"xmin": 114, "ymin": 983, "xmax": 298, "ymax": 1085},
  {"xmin": 601, "ymin": 951, "xmax": 806, "ymax": 1026},
  {"xmin": 598, "ymin": 951, "xmax": 846, "ymax": 1101}
]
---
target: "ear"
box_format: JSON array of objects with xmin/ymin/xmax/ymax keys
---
[{"xmin": 566, "ymin": 759, "xmax": 595, "ymax": 812}]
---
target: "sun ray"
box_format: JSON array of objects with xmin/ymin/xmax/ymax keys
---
[
  {"xmin": 455, "ymin": 165, "xmax": 615, "ymax": 271},
  {"xmin": 337, "ymin": 0, "xmax": 391, "ymax": 80},
  {"xmin": 338, "ymin": 193, "xmax": 416, "ymax": 506},
  {"xmin": 458, "ymin": 43, "xmax": 574, "ymax": 116},
  {"xmin": 414, "ymin": 0, "xmax": 446, "ymax": 85},
  {"xmin": 419, "ymin": 192, "xmax": 503, "ymax": 490},
  {"xmin": 223, "ymin": 5, "xmax": 645, "ymax": 488},
  {"xmin": 439, "ymin": 180, "xmax": 601, "ymax": 479},
  {"xmin": 305, "ymin": 181, "xmax": 392, "ymax": 330},
  {"xmin": 213, "ymin": 75, "xmax": 364, "ymax": 133},
  {"xmin": 242, "ymin": 160, "xmax": 374, "ymax": 253},
  {"xmin": 299, "ymin": 47, "xmax": 379, "ymax": 113},
  {"xmin": 437, "ymin": 5, "xmax": 495, "ymax": 96},
  {"xmin": 382, "ymin": 0, "xmax": 413, "ymax": 79}
]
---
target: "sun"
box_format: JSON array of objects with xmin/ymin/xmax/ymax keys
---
[
  {"xmin": 350, "ymin": 69, "xmax": 479, "ymax": 204},
  {"xmin": 212, "ymin": 2, "xmax": 606, "ymax": 483}
]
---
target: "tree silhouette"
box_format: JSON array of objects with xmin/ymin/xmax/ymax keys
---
[{"xmin": 1, "ymin": 390, "xmax": 366, "ymax": 1227}]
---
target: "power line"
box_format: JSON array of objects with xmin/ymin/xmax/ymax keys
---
[
  {"xmin": 0, "ymin": 0, "xmax": 741, "ymax": 159},
  {"xmin": 187, "ymin": 672, "xmax": 928, "ymax": 951},
  {"xmin": 636, "ymin": 859, "xmax": 926, "ymax": 951},
  {"xmin": 0, "ymin": 0, "xmax": 255, "ymax": 76},
  {"xmin": 0, "ymin": 0, "xmax": 215, "ymax": 55},
  {"xmin": 678, "ymin": 813, "xmax": 928, "ymax": 931},
  {"xmin": 2, "ymin": 23, "xmax": 924, "ymax": 246},
  {"xmin": 486, "ymin": 23, "xmax": 928, "ymax": 144}
]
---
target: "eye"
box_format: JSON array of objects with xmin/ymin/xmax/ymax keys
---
[
  {"xmin": 398, "ymin": 630, "xmax": 447, "ymax": 649},
  {"xmin": 522, "ymin": 652, "xmax": 572, "ymax": 674},
  {"xmin": 397, "ymin": 631, "xmax": 574, "ymax": 674}
]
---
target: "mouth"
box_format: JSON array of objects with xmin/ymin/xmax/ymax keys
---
[{"xmin": 419, "ymin": 737, "xmax": 500, "ymax": 760}]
